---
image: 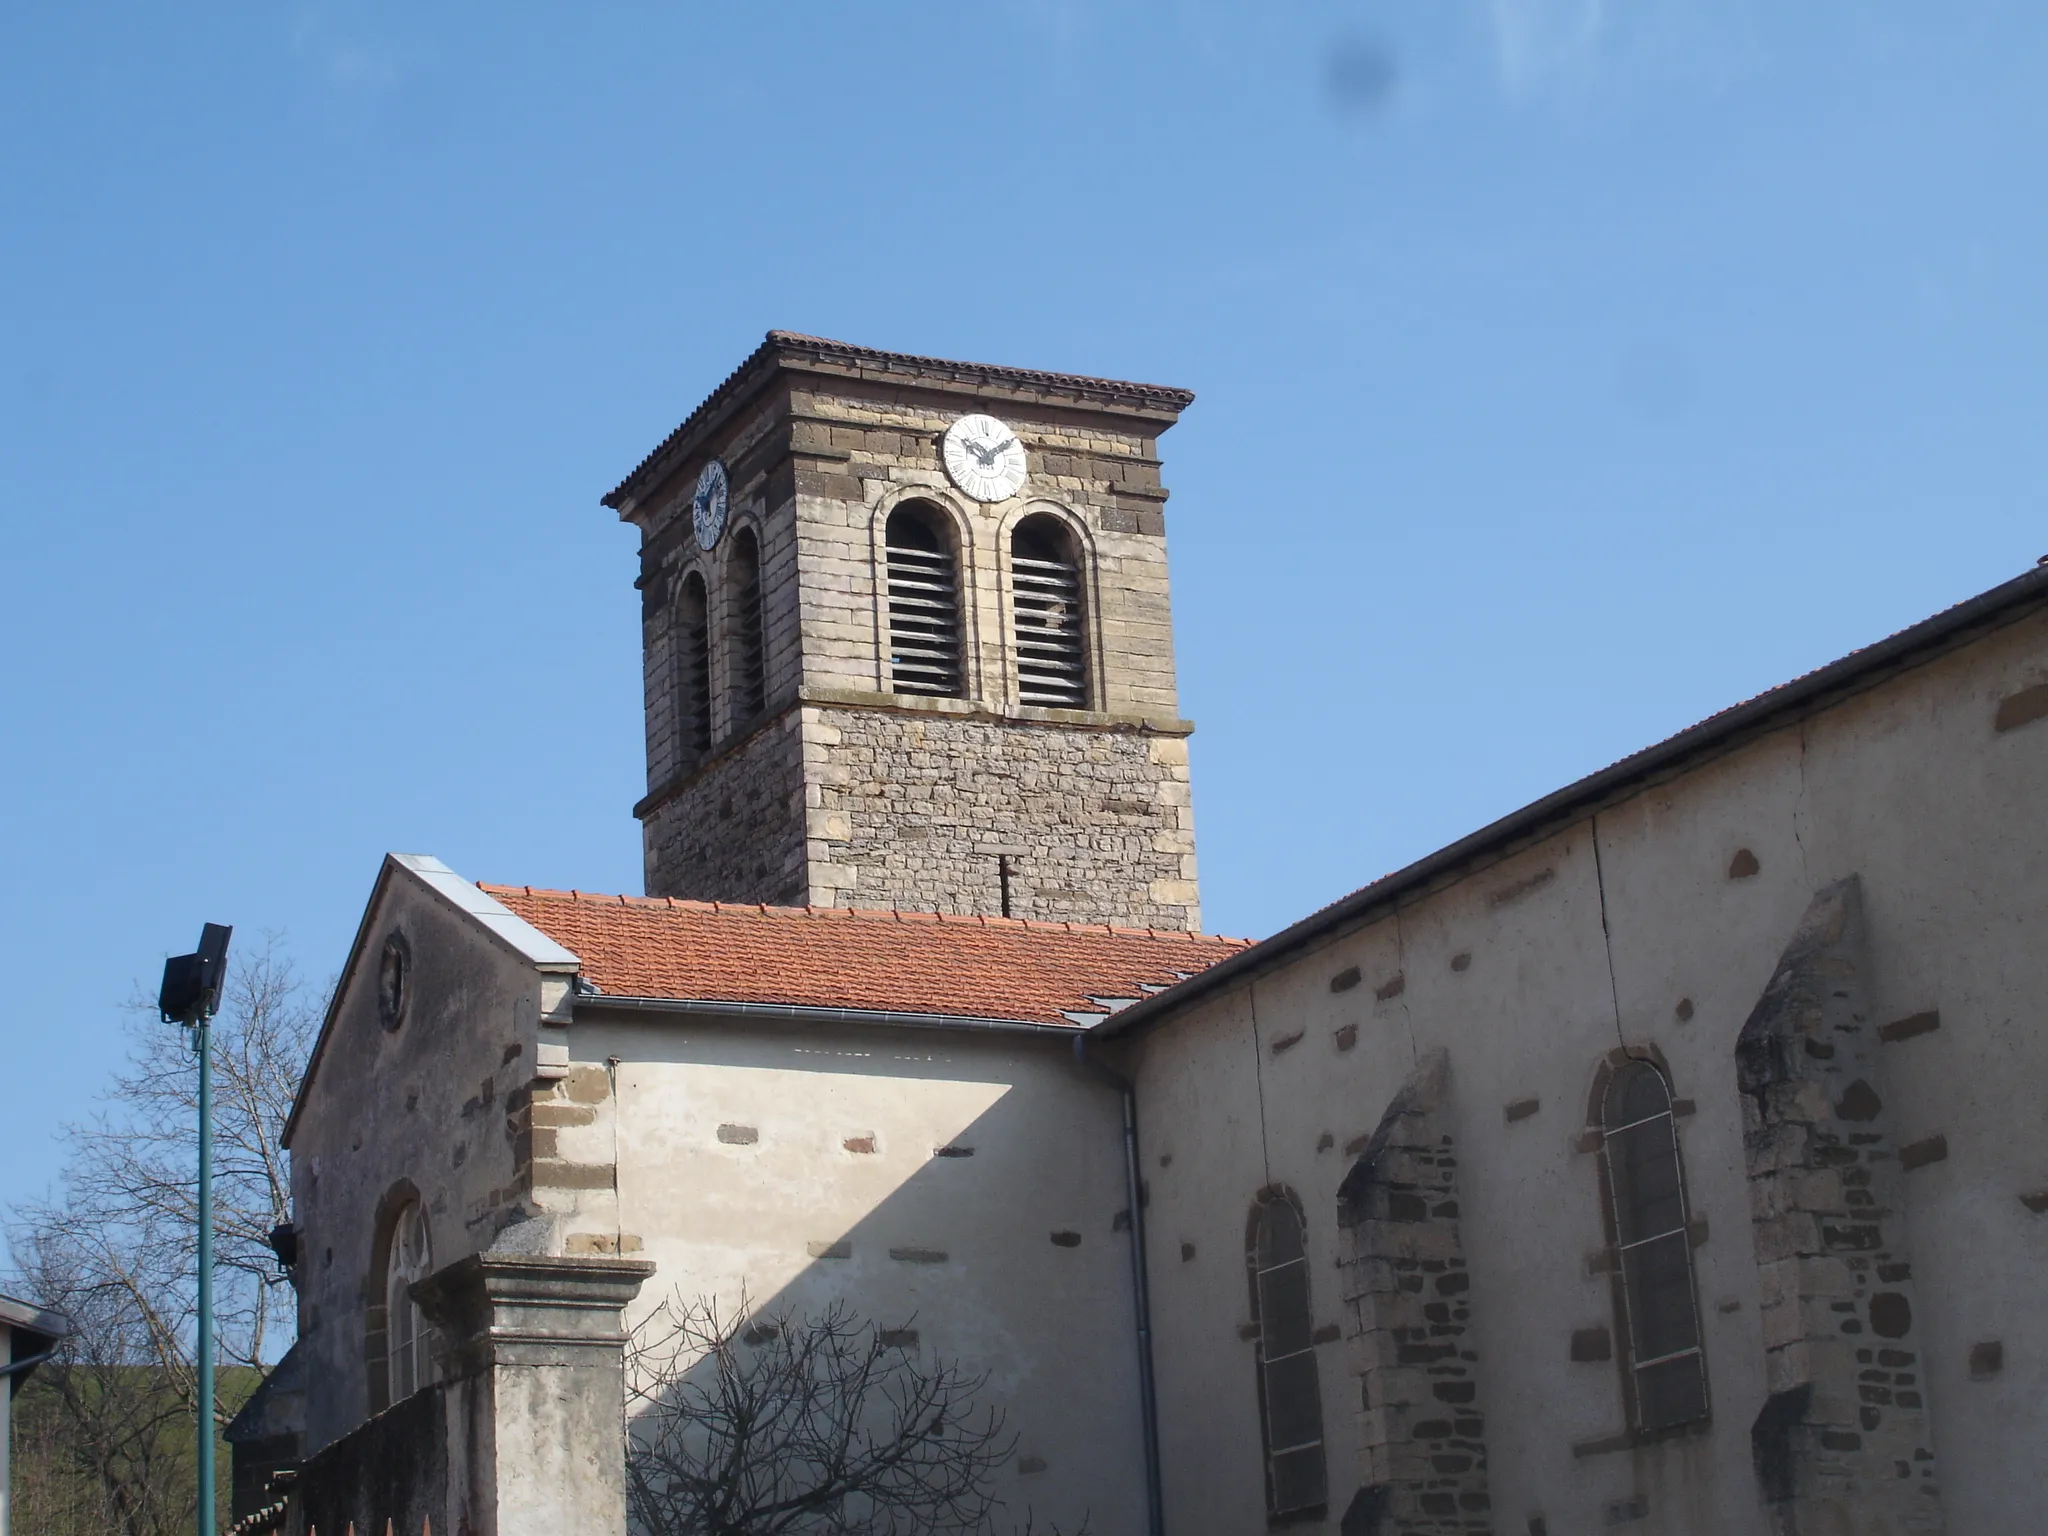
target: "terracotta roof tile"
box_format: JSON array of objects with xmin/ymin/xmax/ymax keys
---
[{"xmin": 481, "ymin": 885, "xmax": 1251, "ymax": 1028}]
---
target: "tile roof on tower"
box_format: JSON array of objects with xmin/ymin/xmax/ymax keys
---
[{"xmin": 483, "ymin": 884, "xmax": 1250, "ymax": 1028}]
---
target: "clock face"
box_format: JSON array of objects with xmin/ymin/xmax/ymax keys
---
[
  {"xmin": 942, "ymin": 414, "xmax": 1028, "ymax": 503},
  {"xmin": 692, "ymin": 459, "xmax": 730, "ymax": 551}
]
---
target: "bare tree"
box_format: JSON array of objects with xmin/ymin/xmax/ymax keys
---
[
  {"xmin": 6, "ymin": 941, "xmax": 320, "ymax": 1536},
  {"xmin": 626, "ymin": 1295, "xmax": 1082, "ymax": 1536}
]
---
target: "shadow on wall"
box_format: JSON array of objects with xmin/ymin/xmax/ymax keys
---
[{"xmin": 595, "ymin": 1022, "xmax": 1150, "ymax": 1536}]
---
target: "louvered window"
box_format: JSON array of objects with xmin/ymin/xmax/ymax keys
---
[
  {"xmin": 885, "ymin": 506, "xmax": 963, "ymax": 698},
  {"xmin": 1011, "ymin": 517, "xmax": 1087, "ymax": 709},
  {"xmin": 1249, "ymin": 1190, "xmax": 1327, "ymax": 1520},
  {"xmin": 726, "ymin": 529, "xmax": 766, "ymax": 724},
  {"xmin": 1602, "ymin": 1061, "xmax": 1709, "ymax": 1432},
  {"xmin": 674, "ymin": 571, "xmax": 711, "ymax": 765}
]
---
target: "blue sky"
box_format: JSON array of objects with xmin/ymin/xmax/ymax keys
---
[{"xmin": 3, "ymin": 2, "xmax": 2043, "ymax": 1211}]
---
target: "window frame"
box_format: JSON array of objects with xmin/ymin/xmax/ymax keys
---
[
  {"xmin": 882, "ymin": 502, "xmax": 966, "ymax": 700},
  {"xmin": 1594, "ymin": 1056, "xmax": 1710, "ymax": 1437},
  {"xmin": 1245, "ymin": 1186, "xmax": 1328, "ymax": 1525},
  {"xmin": 1007, "ymin": 512, "xmax": 1092, "ymax": 712},
  {"xmin": 383, "ymin": 1200, "xmax": 434, "ymax": 1407},
  {"xmin": 723, "ymin": 526, "xmax": 767, "ymax": 728},
  {"xmin": 673, "ymin": 567, "xmax": 712, "ymax": 768}
]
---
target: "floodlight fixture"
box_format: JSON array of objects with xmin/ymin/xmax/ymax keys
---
[{"xmin": 159, "ymin": 922, "xmax": 232, "ymax": 1025}]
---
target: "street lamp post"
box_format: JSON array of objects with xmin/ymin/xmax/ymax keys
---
[{"xmin": 159, "ymin": 922, "xmax": 232, "ymax": 1536}]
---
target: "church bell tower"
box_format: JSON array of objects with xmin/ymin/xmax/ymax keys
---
[{"xmin": 602, "ymin": 332, "xmax": 1202, "ymax": 931}]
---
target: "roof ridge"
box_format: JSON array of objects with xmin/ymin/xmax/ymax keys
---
[{"xmin": 479, "ymin": 881, "xmax": 1245, "ymax": 942}]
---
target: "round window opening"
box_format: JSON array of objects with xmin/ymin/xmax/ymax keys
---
[{"xmin": 378, "ymin": 932, "xmax": 411, "ymax": 1032}]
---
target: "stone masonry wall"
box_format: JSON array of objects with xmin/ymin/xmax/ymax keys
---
[
  {"xmin": 642, "ymin": 707, "xmax": 811, "ymax": 908},
  {"xmin": 621, "ymin": 343, "xmax": 1200, "ymax": 925},
  {"xmin": 1735, "ymin": 877, "xmax": 1944, "ymax": 1534},
  {"xmin": 783, "ymin": 381, "xmax": 1181, "ymax": 718},
  {"xmin": 1335, "ymin": 1051, "xmax": 1493, "ymax": 1535},
  {"xmin": 801, "ymin": 703, "xmax": 1200, "ymax": 929}
]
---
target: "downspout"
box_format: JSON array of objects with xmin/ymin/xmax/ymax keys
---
[{"xmin": 1074, "ymin": 1032, "xmax": 1164, "ymax": 1536}]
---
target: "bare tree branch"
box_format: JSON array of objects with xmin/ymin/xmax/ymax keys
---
[
  {"xmin": 5, "ymin": 941, "xmax": 320, "ymax": 1534},
  {"xmin": 626, "ymin": 1293, "xmax": 1086, "ymax": 1536}
]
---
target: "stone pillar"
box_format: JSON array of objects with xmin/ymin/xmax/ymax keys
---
[
  {"xmin": 1334, "ymin": 1049, "xmax": 1492, "ymax": 1535},
  {"xmin": 1734, "ymin": 877, "xmax": 1944, "ymax": 1533},
  {"xmin": 413, "ymin": 1252, "xmax": 656, "ymax": 1536}
]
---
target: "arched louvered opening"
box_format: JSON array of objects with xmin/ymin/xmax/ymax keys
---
[
  {"xmin": 1248, "ymin": 1188, "xmax": 1327, "ymax": 1521},
  {"xmin": 674, "ymin": 571, "xmax": 711, "ymax": 766},
  {"xmin": 1601, "ymin": 1060, "xmax": 1709, "ymax": 1432},
  {"xmin": 726, "ymin": 529, "xmax": 766, "ymax": 725},
  {"xmin": 885, "ymin": 504, "xmax": 963, "ymax": 698},
  {"xmin": 1011, "ymin": 515, "xmax": 1088, "ymax": 710}
]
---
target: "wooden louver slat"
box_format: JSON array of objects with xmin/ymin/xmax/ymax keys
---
[
  {"xmin": 1013, "ymin": 551, "xmax": 1087, "ymax": 708},
  {"xmin": 728, "ymin": 532, "xmax": 767, "ymax": 724},
  {"xmin": 675, "ymin": 579, "xmax": 711, "ymax": 763},
  {"xmin": 887, "ymin": 542, "xmax": 963, "ymax": 697}
]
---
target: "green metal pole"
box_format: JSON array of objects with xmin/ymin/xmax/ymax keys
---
[{"xmin": 195, "ymin": 1018, "xmax": 215, "ymax": 1536}]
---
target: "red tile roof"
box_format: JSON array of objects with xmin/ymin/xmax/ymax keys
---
[{"xmin": 482, "ymin": 885, "xmax": 1251, "ymax": 1028}]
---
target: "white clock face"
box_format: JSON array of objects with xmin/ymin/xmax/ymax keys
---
[
  {"xmin": 692, "ymin": 459, "xmax": 729, "ymax": 551},
  {"xmin": 942, "ymin": 414, "xmax": 1028, "ymax": 503}
]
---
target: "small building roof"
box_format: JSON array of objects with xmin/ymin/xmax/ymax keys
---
[
  {"xmin": 484, "ymin": 885, "xmax": 1250, "ymax": 1029},
  {"xmin": 2, "ymin": 1290, "xmax": 70, "ymax": 1392}
]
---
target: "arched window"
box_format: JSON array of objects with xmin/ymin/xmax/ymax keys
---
[
  {"xmin": 1248, "ymin": 1189, "xmax": 1326, "ymax": 1520},
  {"xmin": 1010, "ymin": 516, "xmax": 1087, "ymax": 709},
  {"xmin": 884, "ymin": 504, "xmax": 963, "ymax": 698},
  {"xmin": 674, "ymin": 570, "xmax": 711, "ymax": 765},
  {"xmin": 725, "ymin": 529, "xmax": 766, "ymax": 725},
  {"xmin": 384, "ymin": 1202, "xmax": 434, "ymax": 1404},
  {"xmin": 1601, "ymin": 1060, "xmax": 1708, "ymax": 1432}
]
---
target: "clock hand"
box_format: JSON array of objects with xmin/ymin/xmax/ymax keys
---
[
  {"xmin": 987, "ymin": 436, "xmax": 1017, "ymax": 459},
  {"xmin": 969, "ymin": 439, "xmax": 998, "ymax": 467}
]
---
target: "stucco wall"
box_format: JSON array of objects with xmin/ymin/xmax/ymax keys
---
[
  {"xmin": 1127, "ymin": 607, "xmax": 2048, "ymax": 1534},
  {"xmin": 556, "ymin": 1009, "xmax": 1151, "ymax": 1536},
  {"xmin": 287, "ymin": 870, "xmax": 555, "ymax": 1453}
]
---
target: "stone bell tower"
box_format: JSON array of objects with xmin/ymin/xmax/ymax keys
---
[{"xmin": 602, "ymin": 331, "xmax": 1202, "ymax": 931}]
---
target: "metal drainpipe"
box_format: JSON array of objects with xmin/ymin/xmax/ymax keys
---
[{"xmin": 1073, "ymin": 1032, "xmax": 1165, "ymax": 1536}]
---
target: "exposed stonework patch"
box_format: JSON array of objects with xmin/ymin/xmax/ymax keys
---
[
  {"xmin": 1993, "ymin": 680, "xmax": 2048, "ymax": 732},
  {"xmin": 1332, "ymin": 967, "xmax": 1363, "ymax": 993},
  {"xmin": 1489, "ymin": 868, "xmax": 1554, "ymax": 907},
  {"xmin": 1335, "ymin": 1025, "xmax": 1360, "ymax": 1052},
  {"xmin": 1374, "ymin": 973, "xmax": 1406, "ymax": 1002},
  {"xmin": 1734, "ymin": 877, "xmax": 1945, "ymax": 1533},
  {"xmin": 1503, "ymin": 1097, "xmax": 1539, "ymax": 1124},
  {"xmin": 1449, "ymin": 953, "xmax": 1471, "ymax": 974},
  {"xmin": 1899, "ymin": 1135, "xmax": 1948, "ymax": 1172},
  {"xmin": 806, "ymin": 1240, "xmax": 851, "ymax": 1260},
  {"xmin": 1729, "ymin": 848, "xmax": 1762, "ymax": 879},
  {"xmin": 1879, "ymin": 1010, "xmax": 1941, "ymax": 1043},
  {"xmin": 716, "ymin": 1124, "xmax": 759, "ymax": 1146},
  {"xmin": 1674, "ymin": 997, "xmax": 1694, "ymax": 1022},
  {"xmin": 889, "ymin": 1246, "xmax": 948, "ymax": 1264},
  {"xmin": 1272, "ymin": 1029, "xmax": 1306, "ymax": 1055},
  {"xmin": 1968, "ymin": 1341, "xmax": 2003, "ymax": 1378},
  {"xmin": 843, "ymin": 1134, "xmax": 878, "ymax": 1155},
  {"xmin": 1336, "ymin": 1049, "xmax": 1491, "ymax": 1534},
  {"xmin": 1050, "ymin": 1230, "xmax": 1082, "ymax": 1248}
]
